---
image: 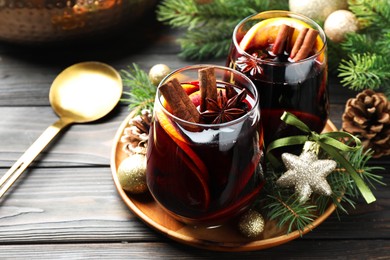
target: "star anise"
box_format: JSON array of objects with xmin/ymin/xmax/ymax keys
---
[
  {"xmin": 236, "ymin": 52, "xmax": 263, "ymax": 77},
  {"xmin": 201, "ymin": 87, "xmax": 248, "ymax": 124}
]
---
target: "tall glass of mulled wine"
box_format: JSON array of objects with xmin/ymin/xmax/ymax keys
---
[
  {"xmin": 146, "ymin": 65, "xmax": 264, "ymax": 224},
  {"xmin": 227, "ymin": 11, "xmax": 328, "ymax": 146}
]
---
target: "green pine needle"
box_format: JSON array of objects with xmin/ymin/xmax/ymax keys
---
[
  {"xmin": 348, "ymin": 0, "xmax": 390, "ymax": 30},
  {"xmin": 346, "ymin": 148, "xmax": 386, "ymax": 188},
  {"xmin": 156, "ymin": 0, "xmax": 199, "ymax": 30},
  {"xmin": 157, "ymin": 0, "xmax": 390, "ymax": 95},
  {"xmin": 265, "ymin": 194, "xmax": 317, "ymax": 235},
  {"xmin": 178, "ymin": 23, "xmax": 234, "ymax": 60},
  {"xmin": 338, "ymin": 0, "xmax": 390, "ymax": 97},
  {"xmin": 156, "ymin": 0, "xmax": 288, "ymax": 59},
  {"xmin": 315, "ymin": 146, "xmax": 384, "ymax": 215},
  {"xmin": 120, "ymin": 63, "xmax": 156, "ymax": 113},
  {"xmin": 340, "ymin": 33, "xmax": 375, "ymax": 55},
  {"xmin": 261, "ymin": 144, "xmax": 385, "ymax": 234},
  {"xmin": 338, "ymin": 53, "xmax": 390, "ymax": 92}
]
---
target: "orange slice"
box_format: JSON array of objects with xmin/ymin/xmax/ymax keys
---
[
  {"xmin": 161, "ymin": 84, "xmax": 200, "ymax": 112},
  {"xmin": 182, "ymin": 83, "xmax": 198, "ymax": 95},
  {"xmin": 189, "ymin": 90, "xmax": 201, "ymax": 107},
  {"xmin": 239, "ymin": 17, "xmax": 325, "ymax": 61},
  {"xmin": 155, "ymin": 109, "xmax": 210, "ymax": 209}
]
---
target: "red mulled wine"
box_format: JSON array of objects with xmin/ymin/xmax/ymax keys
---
[
  {"xmin": 146, "ymin": 65, "xmax": 264, "ymax": 224},
  {"xmin": 227, "ymin": 11, "xmax": 328, "ymax": 145}
]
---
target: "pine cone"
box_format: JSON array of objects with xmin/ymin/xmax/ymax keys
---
[
  {"xmin": 342, "ymin": 89, "xmax": 390, "ymax": 158},
  {"xmin": 121, "ymin": 109, "xmax": 152, "ymax": 155}
]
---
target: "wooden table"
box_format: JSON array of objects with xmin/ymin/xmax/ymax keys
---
[{"xmin": 0, "ymin": 14, "xmax": 389, "ymax": 259}]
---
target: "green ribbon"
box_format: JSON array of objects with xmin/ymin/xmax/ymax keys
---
[{"xmin": 266, "ymin": 111, "xmax": 376, "ymax": 204}]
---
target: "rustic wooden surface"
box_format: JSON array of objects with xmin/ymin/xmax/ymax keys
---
[{"xmin": 0, "ymin": 12, "xmax": 389, "ymax": 259}]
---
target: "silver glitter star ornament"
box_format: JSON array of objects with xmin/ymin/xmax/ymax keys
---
[{"xmin": 276, "ymin": 141, "xmax": 337, "ymax": 202}]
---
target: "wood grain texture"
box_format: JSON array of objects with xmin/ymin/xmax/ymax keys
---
[
  {"xmin": 1, "ymin": 240, "xmax": 390, "ymax": 259},
  {"xmin": 0, "ymin": 164, "xmax": 387, "ymax": 244},
  {"xmin": 0, "ymin": 106, "xmax": 127, "ymax": 167},
  {"xmin": 0, "ymin": 167, "xmax": 157, "ymax": 243}
]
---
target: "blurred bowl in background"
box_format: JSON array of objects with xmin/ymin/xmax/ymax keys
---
[{"xmin": 0, "ymin": 0, "xmax": 157, "ymax": 44}]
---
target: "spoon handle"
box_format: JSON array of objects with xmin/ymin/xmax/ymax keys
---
[{"xmin": 0, "ymin": 118, "xmax": 73, "ymax": 199}]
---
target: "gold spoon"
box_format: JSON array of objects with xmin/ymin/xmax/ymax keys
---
[{"xmin": 0, "ymin": 61, "xmax": 123, "ymax": 199}]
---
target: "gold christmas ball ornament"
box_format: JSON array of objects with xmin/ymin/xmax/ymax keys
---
[
  {"xmin": 324, "ymin": 10, "xmax": 359, "ymax": 43},
  {"xmin": 289, "ymin": 0, "xmax": 348, "ymax": 22},
  {"xmin": 238, "ymin": 209, "xmax": 265, "ymax": 238},
  {"xmin": 117, "ymin": 154, "xmax": 147, "ymax": 194},
  {"xmin": 148, "ymin": 64, "xmax": 171, "ymax": 86}
]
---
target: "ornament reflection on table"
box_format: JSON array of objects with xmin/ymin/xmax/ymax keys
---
[{"xmin": 0, "ymin": 0, "xmax": 157, "ymax": 44}]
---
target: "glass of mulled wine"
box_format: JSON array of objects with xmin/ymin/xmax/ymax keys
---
[
  {"xmin": 227, "ymin": 11, "xmax": 328, "ymax": 146},
  {"xmin": 146, "ymin": 65, "xmax": 265, "ymax": 224}
]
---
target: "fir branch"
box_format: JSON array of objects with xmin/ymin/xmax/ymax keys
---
[
  {"xmin": 177, "ymin": 23, "xmax": 234, "ymax": 60},
  {"xmin": 158, "ymin": 0, "xmax": 281, "ymax": 23},
  {"xmin": 338, "ymin": 53, "xmax": 390, "ymax": 92},
  {"xmin": 265, "ymin": 194, "xmax": 317, "ymax": 235},
  {"xmin": 260, "ymin": 166, "xmax": 318, "ymax": 234},
  {"xmin": 120, "ymin": 63, "xmax": 156, "ymax": 113},
  {"xmin": 156, "ymin": 0, "xmax": 289, "ymax": 60},
  {"xmin": 348, "ymin": 0, "xmax": 390, "ymax": 31},
  {"xmin": 377, "ymin": 30, "xmax": 390, "ymax": 56},
  {"xmin": 156, "ymin": 0, "xmax": 199, "ymax": 29},
  {"xmin": 157, "ymin": 0, "xmax": 256, "ymax": 30},
  {"xmin": 260, "ymin": 143, "xmax": 385, "ymax": 234},
  {"xmin": 339, "ymin": 1, "xmax": 390, "ymax": 97},
  {"xmin": 315, "ymin": 146, "xmax": 385, "ymax": 215},
  {"xmin": 345, "ymin": 148, "xmax": 385, "ymax": 188},
  {"xmin": 340, "ymin": 33, "xmax": 375, "ymax": 55},
  {"xmin": 315, "ymin": 168, "xmax": 356, "ymax": 215}
]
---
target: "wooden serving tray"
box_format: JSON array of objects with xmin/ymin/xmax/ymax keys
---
[{"xmin": 110, "ymin": 112, "xmax": 338, "ymax": 252}]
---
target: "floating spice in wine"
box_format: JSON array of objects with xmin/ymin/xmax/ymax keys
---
[
  {"xmin": 199, "ymin": 67, "xmax": 217, "ymax": 112},
  {"xmin": 159, "ymin": 78, "xmax": 201, "ymax": 123},
  {"xmin": 159, "ymin": 67, "xmax": 249, "ymax": 125},
  {"xmin": 271, "ymin": 24, "xmax": 319, "ymax": 62}
]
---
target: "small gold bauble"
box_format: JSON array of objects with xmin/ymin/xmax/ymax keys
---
[
  {"xmin": 324, "ymin": 10, "xmax": 359, "ymax": 43},
  {"xmin": 238, "ymin": 209, "xmax": 265, "ymax": 238},
  {"xmin": 289, "ymin": 0, "xmax": 348, "ymax": 22},
  {"xmin": 148, "ymin": 64, "xmax": 171, "ymax": 86},
  {"xmin": 117, "ymin": 154, "xmax": 147, "ymax": 194}
]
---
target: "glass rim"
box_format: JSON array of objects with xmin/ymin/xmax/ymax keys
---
[
  {"xmin": 232, "ymin": 10, "xmax": 327, "ymax": 65},
  {"xmin": 156, "ymin": 64, "xmax": 260, "ymax": 128}
]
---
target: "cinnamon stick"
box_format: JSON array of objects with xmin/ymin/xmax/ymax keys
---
[
  {"xmin": 199, "ymin": 67, "xmax": 217, "ymax": 112},
  {"xmin": 159, "ymin": 78, "xmax": 200, "ymax": 123},
  {"xmin": 272, "ymin": 24, "xmax": 295, "ymax": 56},
  {"xmin": 171, "ymin": 78, "xmax": 201, "ymax": 122},
  {"xmin": 290, "ymin": 27, "xmax": 308, "ymax": 59},
  {"xmin": 290, "ymin": 28, "xmax": 319, "ymax": 62}
]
